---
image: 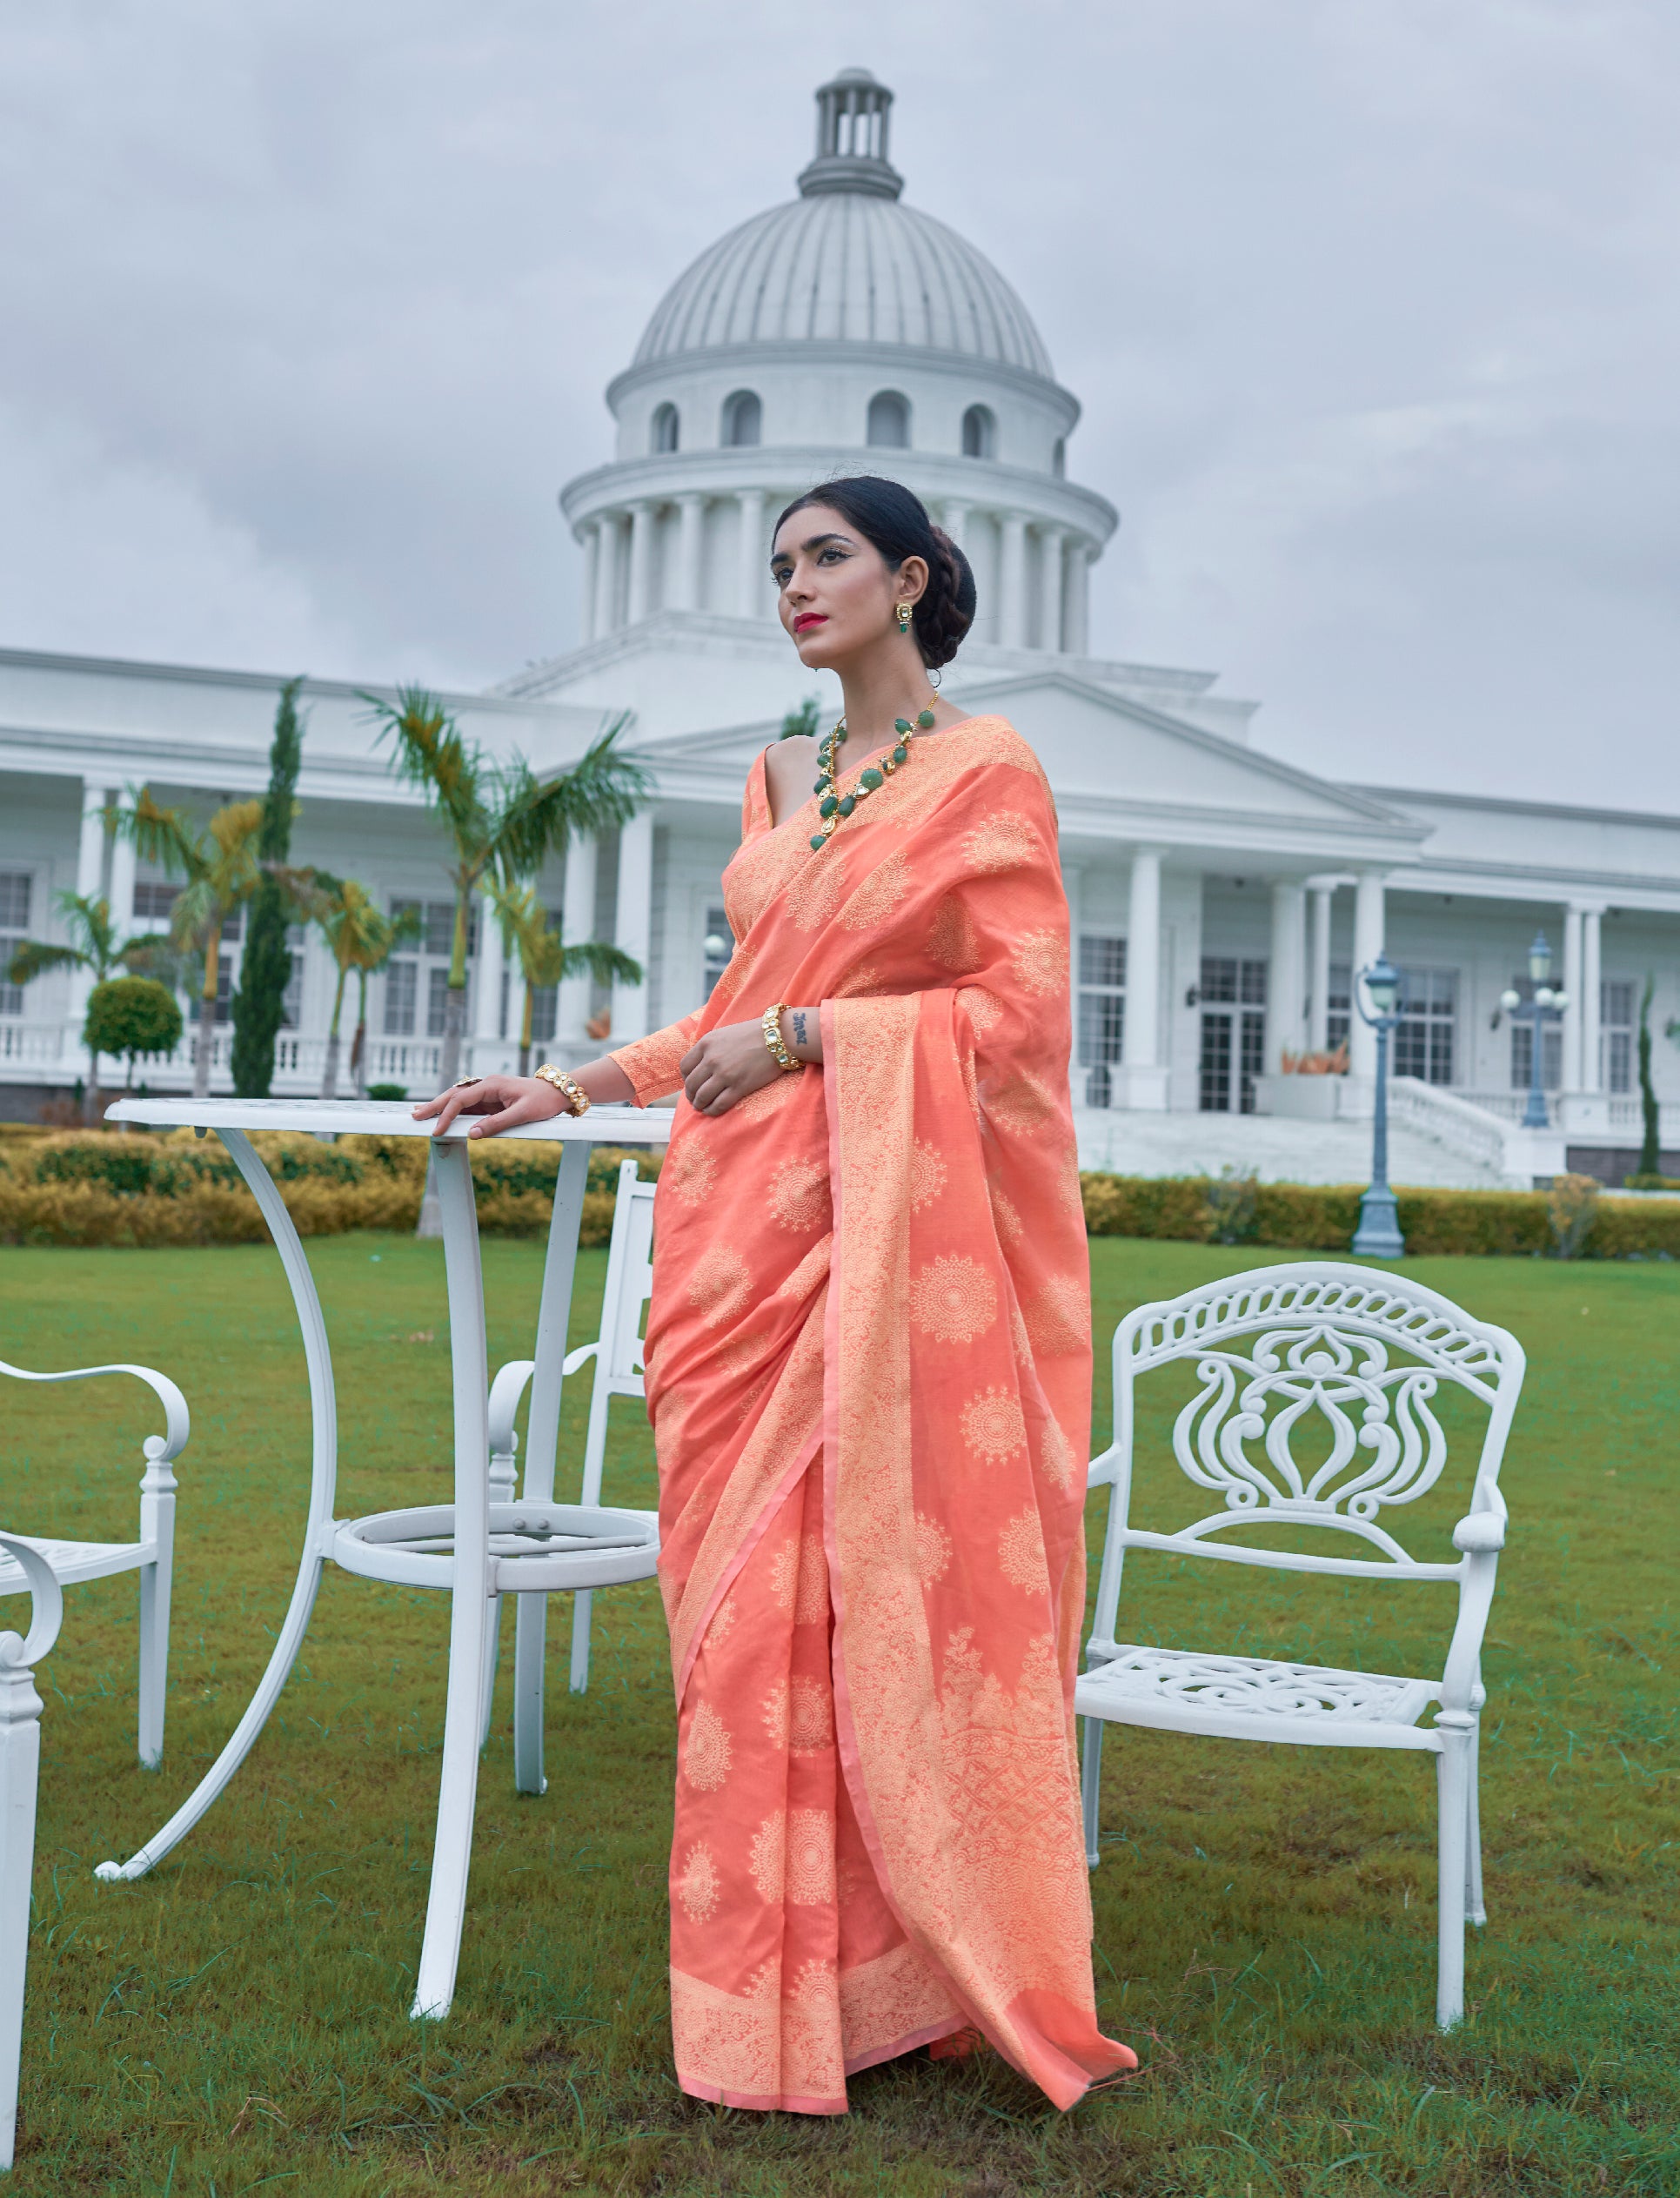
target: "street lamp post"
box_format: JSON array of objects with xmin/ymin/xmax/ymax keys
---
[
  {"xmin": 1500, "ymin": 931, "xmax": 1568, "ymax": 1132},
  {"xmin": 1351, "ymin": 951, "xmax": 1405, "ymax": 1259}
]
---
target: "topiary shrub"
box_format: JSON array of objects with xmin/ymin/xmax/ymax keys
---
[{"xmin": 84, "ymin": 978, "xmax": 183, "ymax": 1089}]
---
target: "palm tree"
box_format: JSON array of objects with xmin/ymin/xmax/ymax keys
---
[
  {"xmin": 349, "ymin": 901, "xmax": 423, "ymax": 1099},
  {"xmin": 4, "ymin": 890, "xmax": 157, "ymax": 1117},
  {"xmin": 488, "ymin": 881, "xmax": 641, "ymax": 1077},
  {"xmin": 109, "ymin": 791, "xmax": 270, "ymax": 1098},
  {"xmin": 360, "ymin": 688, "xmax": 649, "ymax": 1085},
  {"xmin": 302, "ymin": 877, "xmax": 422, "ymax": 1099}
]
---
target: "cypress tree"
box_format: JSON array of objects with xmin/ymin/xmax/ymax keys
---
[
  {"xmin": 231, "ymin": 677, "xmax": 306, "ymax": 1096},
  {"xmin": 1636, "ymin": 973, "xmax": 1661, "ymax": 1179}
]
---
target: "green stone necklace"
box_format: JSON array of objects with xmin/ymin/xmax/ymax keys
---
[{"xmin": 807, "ymin": 707, "xmax": 937, "ymax": 853}]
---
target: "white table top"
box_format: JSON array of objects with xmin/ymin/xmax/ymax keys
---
[{"xmin": 105, "ymin": 1096, "xmax": 672, "ymax": 1145}]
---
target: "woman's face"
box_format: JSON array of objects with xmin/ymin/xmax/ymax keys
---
[{"xmin": 770, "ymin": 505, "xmax": 926, "ymax": 671}]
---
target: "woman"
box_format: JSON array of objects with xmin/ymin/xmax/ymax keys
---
[{"xmin": 417, "ymin": 477, "xmax": 1135, "ymax": 2114}]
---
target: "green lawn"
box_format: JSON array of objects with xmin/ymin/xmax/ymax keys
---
[{"xmin": 2, "ymin": 1236, "xmax": 1676, "ymax": 2196}]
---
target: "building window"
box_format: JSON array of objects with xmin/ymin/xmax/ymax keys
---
[
  {"xmin": 1508, "ymin": 974, "xmax": 1563, "ymax": 1092},
  {"xmin": 131, "ymin": 880, "xmax": 181, "ymax": 924},
  {"xmin": 188, "ymin": 954, "xmax": 235, "ymax": 1024},
  {"xmin": 1076, "ymin": 934, "xmax": 1126, "ymax": 1107},
  {"xmin": 721, "ymin": 389, "xmax": 761, "ymax": 447},
  {"xmin": 1052, "ymin": 437, "xmax": 1067, "ymax": 478},
  {"xmin": 1394, "ymin": 967, "xmax": 1456, "ymax": 1086},
  {"xmin": 867, "ymin": 390, "xmax": 910, "ymax": 448},
  {"xmin": 281, "ymin": 924, "xmax": 305, "ymax": 1030},
  {"xmin": 960, "ymin": 404, "xmax": 994, "ymax": 459},
  {"xmin": 701, "ymin": 906, "xmax": 733, "ymax": 999},
  {"xmin": 386, "ymin": 899, "xmax": 477, "ymax": 1038},
  {"xmin": 1602, "ymin": 979, "xmax": 1636, "ymax": 1094},
  {"xmin": 1198, "ymin": 955, "xmax": 1268, "ymax": 1114},
  {"xmin": 0, "ymin": 872, "xmax": 30, "ymax": 1015},
  {"xmin": 651, "ymin": 402, "xmax": 679, "ymax": 454},
  {"xmin": 1327, "ymin": 961, "xmax": 1352, "ymax": 1055}
]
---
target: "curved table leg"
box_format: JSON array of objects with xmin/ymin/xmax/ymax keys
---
[
  {"xmin": 512, "ymin": 1142, "xmax": 589, "ymax": 1798},
  {"xmin": 97, "ymin": 1127, "xmax": 338, "ymax": 1883},
  {"xmin": 410, "ymin": 1140, "xmax": 492, "ymax": 2021}
]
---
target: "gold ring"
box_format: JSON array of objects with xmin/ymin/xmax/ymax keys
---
[{"xmin": 452, "ymin": 1076, "xmax": 482, "ymax": 1089}]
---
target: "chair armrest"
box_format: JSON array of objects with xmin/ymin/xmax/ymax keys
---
[
  {"xmin": 1087, "ymin": 1445, "xmax": 1119, "ymax": 1490},
  {"xmin": 0, "ymin": 1357, "xmax": 189, "ymax": 1463},
  {"xmin": 1451, "ymin": 1511, "xmax": 1505, "ymax": 1554},
  {"xmin": 561, "ymin": 1343, "xmax": 599, "ymax": 1377},
  {"xmin": 0, "ymin": 1534, "xmax": 64, "ymax": 1667},
  {"xmin": 487, "ymin": 1359, "xmax": 537, "ymax": 1455}
]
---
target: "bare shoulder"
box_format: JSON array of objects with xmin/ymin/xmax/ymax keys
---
[{"xmin": 763, "ymin": 735, "xmax": 819, "ymax": 828}]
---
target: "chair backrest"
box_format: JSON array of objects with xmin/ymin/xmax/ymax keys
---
[
  {"xmin": 575, "ymin": 1162, "xmax": 656, "ymax": 1505},
  {"xmin": 1088, "ymin": 1262, "xmax": 1524, "ymax": 1652}
]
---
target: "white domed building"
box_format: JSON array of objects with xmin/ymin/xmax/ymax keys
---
[{"xmin": 0, "ymin": 69, "xmax": 1676, "ymax": 1185}]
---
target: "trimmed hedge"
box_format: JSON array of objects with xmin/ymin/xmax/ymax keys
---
[
  {"xmin": 0, "ymin": 1131, "xmax": 662, "ymax": 1249},
  {"xmin": 1079, "ymin": 1171, "xmax": 1680, "ymax": 1260},
  {"xmin": 4, "ymin": 1132, "xmax": 1677, "ymax": 1260}
]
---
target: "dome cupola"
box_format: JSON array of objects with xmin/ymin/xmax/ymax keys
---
[{"xmin": 557, "ymin": 72, "xmax": 1118, "ymax": 659}]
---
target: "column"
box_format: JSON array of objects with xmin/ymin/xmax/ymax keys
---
[
  {"xmin": 107, "ymin": 799, "xmax": 137, "ymax": 935},
  {"xmin": 736, "ymin": 489, "xmax": 766, "ymax": 619},
  {"xmin": 940, "ymin": 499, "xmax": 969, "ymax": 551},
  {"xmin": 580, "ymin": 521, "xmax": 602, "ymax": 643},
  {"xmin": 1561, "ymin": 905, "xmax": 1583, "ymax": 1091},
  {"xmin": 555, "ymin": 835, "xmax": 599, "ymax": 1050},
  {"xmin": 595, "ymin": 513, "xmax": 626, "ymax": 635},
  {"xmin": 998, "ymin": 513, "xmax": 1027, "ymax": 648},
  {"xmin": 1034, "ymin": 526, "xmax": 1064, "ymax": 652},
  {"xmin": 610, "ymin": 811, "xmax": 655, "ymax": 1045},
  {"xmin": 1348, "ymin": 869, "xmax": 1386, "ymax": 1085},
  {"xmin": 472, "ymin": 888, "xmax": 504, "ymax": 1069},
  {"xmin": 674, "ymin": 493, "xmax": 706, "ymax": 613},
  {"xmin": 1114, "ymin": 848, "xmax": 1169, "ymax": 1109},
  {"xmin": 1267, "ymin": 881, "xmax": 1308, "ymax": 1074},
  {"xmin": 1308, "ymin": 882, "xmax": 1335, "ymax": 1053},
  {"xmin": 69, "ymin": 781, "xmax": 108, "ymax": 1053},
  {"xmin": 626, "ymin": 501, "xmax": 657, "ymax": 625},
  {"xmin": 1061, "ymin": 538, "xmax": 1089, "ymax": 656},
  {"xmin": 1581, "ymin": 907, "xmax": 1603, "ymax": 1094}
]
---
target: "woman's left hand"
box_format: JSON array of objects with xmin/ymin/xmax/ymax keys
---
[{"xmin": 679, "ymin": 1009, "xmax": 820, "ymax": 1116}]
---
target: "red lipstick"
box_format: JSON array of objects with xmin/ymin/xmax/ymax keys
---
[{"xmin": 793, "ymin": 613, "xmax": 827, "ymax": 633}]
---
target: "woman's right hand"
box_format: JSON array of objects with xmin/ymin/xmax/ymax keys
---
[{"xmin": 412, "ymin": 1074, "xmax": 571, "ymax": 1141}]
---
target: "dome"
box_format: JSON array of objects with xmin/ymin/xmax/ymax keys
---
[{"xmin": 630, "ymin": 70, "xmax": 1055, "ymax": 382}]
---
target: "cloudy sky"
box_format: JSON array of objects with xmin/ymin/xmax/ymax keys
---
[{"xmin": 3, "ymin": 1, "xmax": 1677, "ymax": 804}]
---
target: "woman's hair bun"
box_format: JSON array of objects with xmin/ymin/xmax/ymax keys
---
[{"xmin": 773, "ymin": 475, "xmax": 978, "ymax": 669}]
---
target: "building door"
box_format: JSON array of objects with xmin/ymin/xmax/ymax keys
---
[{"xmin": 1198, "ymin": 955, "xmax": 1268, "ymax": 1113}]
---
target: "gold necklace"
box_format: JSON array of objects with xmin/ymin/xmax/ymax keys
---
[{"xmin": 807, "ymin": 707, "xmax": 936, "ymax": 852}]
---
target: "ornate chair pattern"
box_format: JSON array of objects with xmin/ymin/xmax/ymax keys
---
[
  {"xmin": 0, "ymin": 1358, "xmax": 189, "ymax": 1768},
  {"xmin": 1076, "ymin": 1263, "xmax": 1523, "ymax": 2030}
]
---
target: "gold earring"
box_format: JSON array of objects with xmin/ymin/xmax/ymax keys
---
[{"xmin": 897, "ymin": 601, "xmax": 913, "ymax": 633}]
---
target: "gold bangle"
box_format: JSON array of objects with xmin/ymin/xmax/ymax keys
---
[
  {"xmin": 760, "ymin": 1002, "xmax": 803, "ymax": 1073},
  {"xmin": 535, "ymin": 1062, "xmax": 592, "ymax": 1114}
]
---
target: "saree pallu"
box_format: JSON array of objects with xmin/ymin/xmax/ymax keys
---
[{"xmin": 611, "ymin": 714, "xmax": 1135, "ymax": 2113}]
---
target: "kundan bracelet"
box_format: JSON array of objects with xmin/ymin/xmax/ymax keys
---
[
  {"xmin": 535, "ymin": 1062, "xmax": 592, "ymax": 1114},
  {"xmin": 760, "ymin": 1002, "xmax": 803, "ymax": 1073}
]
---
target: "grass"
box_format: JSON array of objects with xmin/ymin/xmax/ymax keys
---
[{"xmin": 1, "ymin": 1234, "xmax": 1676, "ymax": 2195}]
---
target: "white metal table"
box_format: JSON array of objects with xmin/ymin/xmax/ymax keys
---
[{"xmin": 93, "ymin": 1096, "xmax": 667, "ymax": 2021}]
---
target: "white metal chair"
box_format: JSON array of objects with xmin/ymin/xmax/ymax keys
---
[
  {"xmin": 0, "ymin": 1534, "xmax": 64, "ymax": 2172},
  {"xmin": 1076, "ymin": 1262, "xmax": 1523, "ymax": 2031},
  {"xmin": 484, "ymin": 1159, "xmax": 659, "ymax": 1791},
  {"xmin": 0, "ymin": 1359, "xmax": 189, "ymax": 1767}
]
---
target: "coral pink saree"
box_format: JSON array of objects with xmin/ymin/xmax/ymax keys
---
[{"xmin": 611, "ymin": 714, "xmax": 1134, "ymax": 2113}]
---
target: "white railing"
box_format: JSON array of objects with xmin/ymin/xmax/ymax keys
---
[
  {"xmin": 1389, "ymin": 1078, "xmax": 1516, "ymax": 1178},
  {"xmin": 0, "ymin": 1023, "xmax": 65, "ymax": 1067}
]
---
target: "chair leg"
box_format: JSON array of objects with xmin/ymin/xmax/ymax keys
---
[
  {"xmin": 1464, "ymin": 1718, "xmax": 1485, "ymax": 1927},
  {"xmin": 479, "ymin": 1595, "xmax": 502, "ymax": 1752},
  {"xmin": 1080, "ymin": 1716, "xmax": 1105, "ymax": 1870},
  {"xmin": 512, "ymin": 1592, "xmax": 547, "ymax": 1796},
  {"xmin": 568, "ymin": 1589, "xmax": 593, "ymax": 1696},
  {"xmin": 136, "ymin": 1555, "xmax": 171, "ymax": 1771},
  {"xmin": 1434, "ymin": 1713, "xmax": 1474, "ymax": 2030}
]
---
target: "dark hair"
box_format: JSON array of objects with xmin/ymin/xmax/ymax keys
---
[{"xmin": 773, "ymin": 475, "xmax": 977, "ymax": 668}]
